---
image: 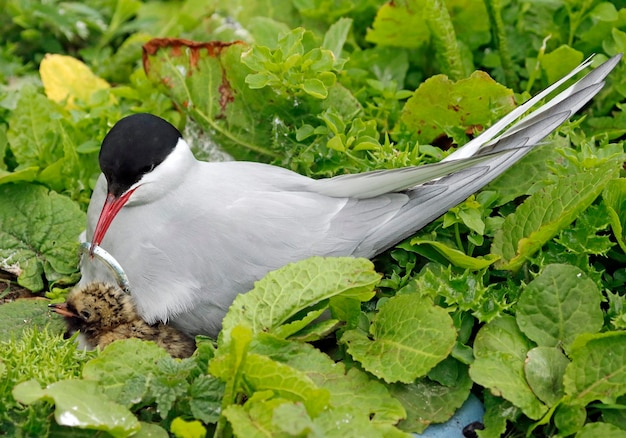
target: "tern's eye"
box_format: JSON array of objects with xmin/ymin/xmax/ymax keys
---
[
  {"xmin": 80, "ymin": 310, "xmax": 91, "ymax": 320},
  {"xmin": 140, "ymin": 164, "xmax": 155, "ymax": 174}
]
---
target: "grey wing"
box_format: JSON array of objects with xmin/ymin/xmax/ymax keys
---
[
  {"xmin": 325, "ymin": 54, "xmax": 623, "ymax": 256},
  {"xmin": 307, "ymin": 54, "xmax": 621, "ymax": 203}
]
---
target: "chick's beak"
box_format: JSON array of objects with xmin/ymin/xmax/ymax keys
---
[{"xmin": 49, "ymin": 302, "xmax": 77, "ymax": 318}]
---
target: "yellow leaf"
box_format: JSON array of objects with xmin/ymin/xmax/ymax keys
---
[
  {"xmin": 170, "ymin": 417, "xmax": 207, "ymax": 438},
  {"xmin": 39, "ymin": 54, "xmax": 113, "ymax": 109}
]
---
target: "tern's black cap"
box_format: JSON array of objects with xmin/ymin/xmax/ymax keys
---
[{"xmin": 100, "ymin": 113, "xmax": 182, "ymax": 197}]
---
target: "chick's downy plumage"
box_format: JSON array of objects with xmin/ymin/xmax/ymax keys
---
[{"xmin": 50, "ymin": 282, "xmax": 195, "ymax": 358}]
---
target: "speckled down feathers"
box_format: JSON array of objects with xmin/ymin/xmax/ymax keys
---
[{"xmin": 61, "ymin": 282, "xmax": 195, "ymax": 358}]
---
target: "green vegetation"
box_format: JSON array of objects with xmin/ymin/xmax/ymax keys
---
[{"xmin": 0, "ymin": 0, "xmax": 625, "ymax": 436}]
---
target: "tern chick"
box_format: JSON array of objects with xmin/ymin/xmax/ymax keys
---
[{"xmin": 50, "ymin": 282, "xmax": 195, "ymax": 358}]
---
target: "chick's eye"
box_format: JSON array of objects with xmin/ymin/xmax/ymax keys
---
[{"xmin": 80, "ymin": 310, "xmax": 91, "ymax": 320}]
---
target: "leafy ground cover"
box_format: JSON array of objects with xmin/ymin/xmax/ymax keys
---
[{"xmin": 1, "ymin": 0, "xmax": 626, "ymax": 436}]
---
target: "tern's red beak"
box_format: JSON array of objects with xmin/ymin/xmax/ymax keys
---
[
  {"xmin": 49, "ymin": 302, "xmax": 77, "ymax": 318},
  {"xmin": 90, "ymin": 188, "xmax": 137, "ymax": 255}
]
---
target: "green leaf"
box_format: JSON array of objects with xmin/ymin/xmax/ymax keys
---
[
  {"xmin": 469, "ymin": 315, "xmax": 547, "ymax": 420},
  {"xmin": 408, "ymin": 238, "xmax": 499, "ymax": 269},
  {"xmin": 487, "ymin": 145, "xmax": 563, "ymax": 206},
  {"xmin": 554, "ymin": 403, "xmax": 586, "ymax": 436},
  {"xmin": 302, "ymin": 78, "xmax": 328, "ymax": 98},
  {"xmin": 250, "ymin": 334, "xmax": 406, "ymax": 426},
  {"xmin": 188, "ymin": 375, "xmax": 224, "ymax": 424},
  {"xmin": 135, "ymin": 422, "xmax": 169, "ymax": 438},
  {"xmin": 564, "ymin": 331, "xmax": 626, "ymax": 406},
  {"xmin": 575, "ymin": 422, "xmax": 626, "ymax": 438},
  {"xmin": 6, "ymin": 85, "xmax": 63, "ymax": 169},
  {"xmin": 143, "ymin": 39, "xmax": 278, "ymax": 161},
  {"xmin": 342, "ymin": 294, "xmax": 456, "ymax": 383},
  {"xmin": 12, "ymin": 379, "xmax": 140, "ymax": 437},
  {"xmin": 479, "ymin": 392, "xmax": 521, "ymax": 438},
  {"xmin": 366, "ymin": 0, "xmax": 430, "ymax": 48},
  {"xmin": 81, "ymin": 338, "xmax": 170, "ymax": 405},
  {"xmin": 0, "ymin": 166, "xmax": 39, "ymax": 186},
  {"xmin": 390, "ymin": 373, "xmax": 473, "ymax": 434},
  {"xmin": 272, "ymin": 402, "xmax": 319, "ymax": 436},
  {"xmin": 541, "ymin": 46, "xmax": 584, "ymax": 85},
  {"xmin": 0, "ymin": 299, "xmax": 66, "ymax": 338},
  {"xmin": 604, "ymin": 178, "xmax": 626, "ymax": 254},
  {"xmin": 491, "ymin": 159, "xmax": 622, "ymax": 271},
  {"xmin": 219, "ymin": 257, "xmax": 380, "ymax": 344},
  {"xmin": 240, "ymin": 352, "xmax": 330, "ymax": 416},
  {"xmin": 210, "ymin": 324, "xmax": 253, "ymax": 431},
  {"xmin": 398, "ymin": 71, "xmax": 515, "ymax": 144},
  {"xmin": 516, "ymin": 264, "xmax": 603, "ymax": 352},
  {"xmin": 223, "ymin": 392, "xmax": 319, "ymax": 438},
  {"xmin": 524, "ymin": 346, "xmax": 569, "ymax": 406},
  {"xmin": 322, "ymin": 17, "xmax": 352, "ymax": 61},
  {"xmin": 0, "ymin": 183, "xmax": 85, "ymax": 291}
]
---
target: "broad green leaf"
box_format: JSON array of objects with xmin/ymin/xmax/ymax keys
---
[
  {"xmin": 469, "ymin": 315, "xmax": 547, "ymax": 420},
  {"xmin": 541, "ymin": 46, "xmax": 584, "ymax": 85},
  {"xmin": 575, "ymin": 422, "xmax": 626, "ymax": 438},
  {"xmin": 554, "ymin": 403, "xmax": 586, "ymax": 436},
  {"xmin": 7, "ymin": 85, "xmax": 63, "ymax": 170},
  {"xmin": 0, "ymin": 167, "xmax": 39, "ymax": 186},
  {"xmin": 486, "ymin": 145, "xmax": 563, "ymax": 206},
  {"xmin": 12, "ymin": 379, "xmax": 140, "ymax": 437},
  {"xmin": 241, "ymin": 352, "xmax": 330, "ymax": 416},
  {"xmin": 524, "ymin": 346, "xmax": 569, "ymax": 406},
  {"xmin": 40, "ymin": 54, "xmax": 114, "ymax": 109},
  {"xmin": 0, "ymin": 183, "xmax": 85, "ymax": 291},
  {"xmin": 219, "ymin": 257, "xmax": 380, "ymax": 344},
  {"xmin": 0, "ymin": 299, "xmax": 65, "ymax": 338},
  {"xmin": 479, "ymin": 392, "xmax": 521, "ymax": 438},
  {"xmin": 322, "ymin": 17, "xmax": 352, "ymax": 61},
  {"xmin": 246, "ymin": 17, "xmax": 292, "ymax": 48},
  {"xmin": 135, "ymin": 422, "xmax": 169, "ymax": 438},
  {"xmin": 492, "ymin": 159, "xmax": 622, "ymax": 271},
  {"xmin": 342, "ymin": 294, "xmax": 456, "ymax": 383},
  {"xmin": 223, "ymin": 392, "xmax": 321, "ymax": 438},
  {"xmin": 314, "ymin": 406, "xmax": 388, "ymax": 438},
  {"xmin": 273, "ymin": 402, "xmax": 318, "ymax": 436},
  {"xmin": 209, "ymin": 325, "xmax": 253, "ymax": 407},
  {"xmin": 390, "ymin": 373, "xmax": 473, "ymax": 434},
  {"xmin": 604, "ymin": 178, "xmax": 626, "ymax": 254},
  {"xmin": 555, "ymin": 204, "xmax": 614, "ymax": 256},
  {"xmin": 564, "ymin": 331, "xmax": 626, "ymax": 406},
  {"xmin": 302, "ymin": 78, "xmax": 328, "ymax": 98},
  {"xmin": 365, "ymin": 0, "xmax": 430, "ymax": 48},
  {"xmin": 251, "ymin": 334, "xmax": 406, "ymax": 425},
  {"xmin": 285, "ymin": 317, "xmax": 342, "ymax": 342},
  {"xmin": 143, "ymin": 38, "xmax": 278, "ymax": 161},
  {"xmin": 81, "ymin": 338, "xmax": 170, "ymax": 405},
  {"xmin": 590, "ymin": 2, "xmax": 619, "ymax": 21},
  {"xmin": 398, "ymin": 71, "xmax": 515, "ymax": 144},
  {"xmin": 269, "ymin": 305, "xmax": 326, "ymax": 340},
  {"xmin": 188, "ymin": 375, "xmax": 224, "ymax": 424},
  {"xmin": 516, "ymin": 264, "xmax": 603, "ymax": 352},
  {"xmin": 408, "ymin": 238, "xmax": 499, "ymax": 269}
]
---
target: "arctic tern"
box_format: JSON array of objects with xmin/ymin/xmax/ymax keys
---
[{"xmin": 79, "ymin": 54, "xmax": 622, "ymax": 338}]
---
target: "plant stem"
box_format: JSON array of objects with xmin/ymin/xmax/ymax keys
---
[
  {"xmin": 483, "ymin": 0, "xmax": 518, "ymax": 88},
  {"xmin": 424, "ymin": 0, "xmax": 465, "ymax": 80}
]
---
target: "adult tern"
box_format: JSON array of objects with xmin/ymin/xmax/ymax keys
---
[{"xmin": 79, "ymin": 54, "xmax": 622, "ymax": 338}]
